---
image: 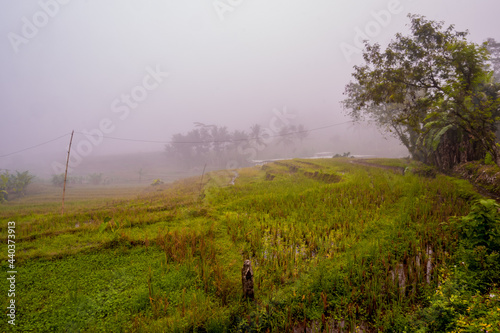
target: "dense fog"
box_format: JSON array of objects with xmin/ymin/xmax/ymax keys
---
[{"xmin": 1, "ymin": 0, "xmax": 498, "ymax": 178}]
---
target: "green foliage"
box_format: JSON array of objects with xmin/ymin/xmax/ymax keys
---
[
  {"xmin": 485, "ymin": 152, "xmax": 495, "ymax": 165},
  {"xmin": 343, "ymin": 15, "xmax": 500, "ymax": 169},
  {"xmin": 423, "ymin": 124, "xmax": 453, "ymax": 152},
  {"xmin": 453, "ymin": 288, "xmax": 500, "ymax": 332},
  {"xmin": 453, "ymin": 199, "xmax": 500, "ymax": 252},
  {"xmin": 414, "ymin": 271, "xmax": 466, "ymax": 332},
  {"xmin": 411, "ymin": 200, "xmax": 500, "ymax": 332},
  {"xmin": 412, "ymin": 272, "xmax": 500, "ymax": 333},
  {"xmin": 151, "ymin": 178, "xmax": 164, "ymax": 186},
  {"xmin": 0, "ymin": 170, "xmax": 35, "ymax": 202},
  {"xmin": 452, "ymin": 200, "xmax": 500, "ymax": 292},
  {"xmin": 407, "ymin": 164, "xmax": 437, "ymax": 178},
  {"xmin": 0, "ymin": 189, "xmax": 7, "ymax": 203}
]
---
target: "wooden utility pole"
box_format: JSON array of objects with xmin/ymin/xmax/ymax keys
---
[
  {"xmin": 61, "ymin": 130, "xmax": 74, "ymax": 215},
  {"xmin": 199, "ymin": 163, "xmax": 207, "ymax": 194}
]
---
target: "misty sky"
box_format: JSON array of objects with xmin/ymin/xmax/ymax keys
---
[{"xmin": 1, "ymin": 0, "xmax": 499, "ymax": 174}]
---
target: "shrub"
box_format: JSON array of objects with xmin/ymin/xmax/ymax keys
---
[
  {"xmin": 413, "ymin": 200, "xmax": 500, "ymax": 331},
  {"xmin": 0, "ymin": 189, "xmax": 7, "ymax": 203},
  {"xmin": 1, "ymin": 170, "xmax": 35, "ymax": 201},
  {"xmin": 151, "ymin": 179, "xmax": 164, "ymax": 186},
  {"xmin": 411, "ymin": 164, "xmax": 438, "ymax": 178},
  {"xmin": 485, "ymin": 152, "xmax": 495, "ymax": 165},
  {"xmin": 452, "ymin": 199, "xmax": 500, "ymax": 292},
  {"xmin": 453, "ymin": 199, "xmax": 500, "ymax": 253}
]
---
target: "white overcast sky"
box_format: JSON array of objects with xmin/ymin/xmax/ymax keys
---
[{"xmin": 0, "ymin": 0, "xmax": 499, "ymax": 172}]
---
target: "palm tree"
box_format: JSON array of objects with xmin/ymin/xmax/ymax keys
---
[
  {"xmin": 277, "ymin": 125, "xmax": 296, "ymax": 148},
  {"xmin": 250, "ymin": 124, "xmax": 266, "ymax": 148}
]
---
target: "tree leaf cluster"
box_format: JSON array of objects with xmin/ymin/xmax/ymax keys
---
[{"xmin": 343, "ymin": 15, "xmax": 500, "ymax": 169}]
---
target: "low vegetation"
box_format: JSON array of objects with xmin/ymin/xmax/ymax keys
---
[
  {"xmin": 0, "ymin": 170, "xmax": 34, "ymax": 202},
  {"xmin": 0, "ymin": 158, "xmax": 498, "ymax": 332}
]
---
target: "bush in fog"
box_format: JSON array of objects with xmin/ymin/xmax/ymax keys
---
[
  {"xmin": 151, "ymin": 179, "xmax": 163, "ymax": 186},
  {"xmin": 88, "ymin": 173, "xmax": 103, "ymax": 185},
  {"xmin": 51, "ymin": 174, "xmax": 65, "ymax": 187},
  {"xmin": 0, "ymin": 170, "xmax": 35, "ymax": 202}
]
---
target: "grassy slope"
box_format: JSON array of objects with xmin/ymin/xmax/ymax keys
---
[{"xmin": 0, "ymin": 158, "xmax": 483, "ymax": 332}]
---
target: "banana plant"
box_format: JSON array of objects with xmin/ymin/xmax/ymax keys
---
[{"xmin": 0, "ymin": 171, "xmax": 9, "ymax": 202}]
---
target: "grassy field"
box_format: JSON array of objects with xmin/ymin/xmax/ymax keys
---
[{"xmin": 1, "ymin": 158, "xmax": 498, "ymax": 332}]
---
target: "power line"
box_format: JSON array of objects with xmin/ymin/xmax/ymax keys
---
[
  {"xmin": 0, "ymin": 120, "xmax": 355, "ymax": 158},
  {"xmin": 0, "ymin": 133, "xmax": 71, "ymax": 158},
  {"xmin": 74, "ymin": 120, "xmax": 354, "ymax": 145}
]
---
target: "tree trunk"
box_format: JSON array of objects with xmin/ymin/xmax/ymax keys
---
[{"xmin": 432, "ymin": 129, "xmax": 485, "ymax": 170}]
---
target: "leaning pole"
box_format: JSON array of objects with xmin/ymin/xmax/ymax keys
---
[{"xmin": 61, "ymin": 130, "xmax": 74, "ymax": 216}]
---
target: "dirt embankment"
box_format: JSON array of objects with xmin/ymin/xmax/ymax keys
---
[
  {"xmin": 351, "ymin": 159, "xmax": 500, "ymax": 201},
  {"xmin": 454, "ymin": 162, "xmax": 500, "ymax": 200}
]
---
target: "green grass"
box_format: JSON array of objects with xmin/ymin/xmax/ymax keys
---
[
  {"xmin": 0, "ymin": 158, "xmax": 490, "ymax": 332},
  {"xmin": 360, "ymin": 158, "xmax": 412, "ymax": 168}
]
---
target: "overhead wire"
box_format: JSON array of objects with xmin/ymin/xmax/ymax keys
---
[
  {"xmin": 73, "ymin": 120, "xmax": 355, "ymax": 144},
  {"xmin": 0, "ymin": 120, "xmax": 355, "ymax": 158},
  {"xmin": 0, "ymin": 133, "xmax": 71, "ymax": 158}
]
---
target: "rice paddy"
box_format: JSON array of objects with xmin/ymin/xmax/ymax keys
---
[{"xmin": 0, "ymin": 158, "xmax": 490, "ymax": 332}]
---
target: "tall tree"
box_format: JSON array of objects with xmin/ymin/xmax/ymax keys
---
[
  {"xmin": 295, "ymin": 124, "xmax": 309, "ymax": 142},
  {"xmin": 249, "ymin": 124, "xmax": 266, "ymax": 148},
  {"xmin": 277, "ymin": 125, "xmax": 296, "ymax": 149},
  {"xmin": 343, "ymin": 14, "xmax": 500, "ymax": 169}
]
